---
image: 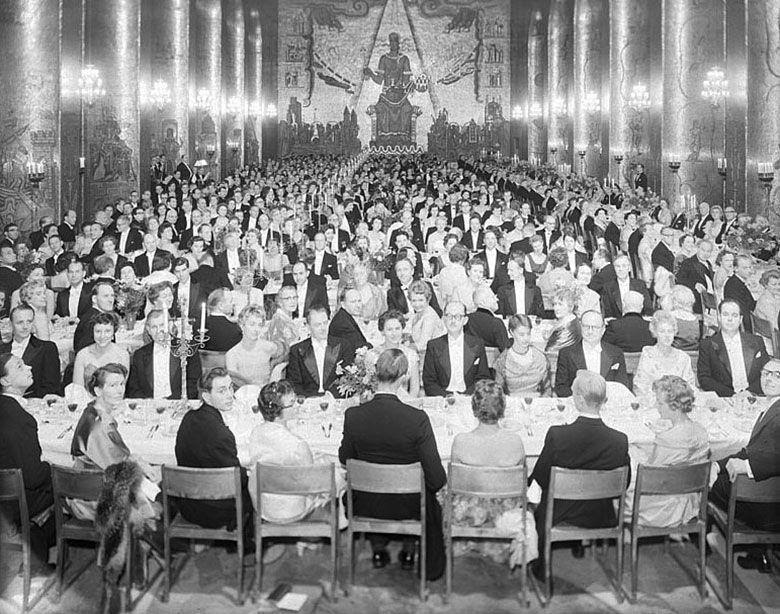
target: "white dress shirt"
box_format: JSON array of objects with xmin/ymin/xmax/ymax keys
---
[
  {"xmin": 68, "ymin": 283, "xmax": 84, "ymax": 317},
  {"xmin": 297, "ymin": 282, "xmax": 308, "ymax": 316},
  {"xmin": 567, "ymin": 250, "xmax": 577, "ymax": 273},
  {"xmin": 484, "ymin": 248, "xmax": 498, "ymax": 278},
  {"xmin": 152, "ymin": 343, "xmax": 172, "ymax": 398},
  {"xmin": 330, "ymin": 233, "xmax": 340, "ymax": 254},
  {"xmin": 118, "ymin": 230, "xmax": 130, "ymax": 254},
  {"xmin": 226, "ymin": 249, "xmax": 241, "ymax": 274},
  {"xmin": 146, "ymin": 250, "xmax": 156, "ymax": 273},
  {"xmin": 617, "ymin": 278, "xmax": 630, "ymax": 304},
  {"xmin": 582, "ymin": 342, "xmax": 602, "ymax": 375},
  {"xmin": 311, "ymin": 338, "xmax": 327, "ymax": 393},
  {"xmin": 10, "ymin": 335, "xmax": 30, "ymax": 359},
  {"xmin": 722, "ymin": 332, "xmax": 749, "ymax": 392},
  {"xmin": 314, "ymin": 251, "xmax": 324, "ymax": 276},
  {"xmin": 446, "ymin": 333, "xmax": 467, "ymax": 393},
  {"xmin": 470, "ymin": 231, "xmax": 480, "ymax": 251},
  {"xmin": 513, "ymin": 281, "xmax": 527, "ymax": 315}
]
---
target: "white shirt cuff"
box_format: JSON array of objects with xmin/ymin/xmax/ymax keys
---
[{"xmin": 745, "ymin": 459, "xmax": 754, "ymax": 479}]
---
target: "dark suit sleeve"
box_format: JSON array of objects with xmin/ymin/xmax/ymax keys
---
[
  {"xmin": 696, "ymin": 341, "xmax": 733, "ymax": 397},
  {"xmin": 640, "ymin": 286, "xmax": 653, "ymax": 316},
  {"xmin": 54, "ymin": 291, "xmax": 67, "ymax": 318},
  {"xmin": 495, "ymin": 320, "xmax": 510, "ymax": 352},
  {"xmin": 530, "ymin": 287, "xmax": 544, "ymax": 318},
  {"xmin": 338, "ymin": 409, "xmax": 355, "ymax": 465},
  {"xmin": 427, "ymin": 282, "xmax": 442, "ymax": 316},
  {"xmin": 554, "ymin": 350, "xmax": 574, "ymax": 397},
  {"xmin": 286, "ymin": 346, "xmax": 305, "ymax": 394},
  {"xmin": 126, "ymin": 351, "xmax": 144, "ymax": 398},
  {"xmin": 475, "ymin": 343, "xmax": 491, "ymax": 381},
  {"xmin": 602, "ymin": 322, "xmax": 618, "ymax": 347},
  {"xmin": 39, "ymin": 342, "xmax": 63, "ymax": 396},
  {"xmin": 530, "ymin": 427, "xmax": 556, "ymax": 489},
  {"xmin": 745, "ymin": 419, "xmax": 780, "ymax": 481},
  {"xmin": 72, "ymin": 317, "xmax": 92, "ymax": 354},
  {"xmin": 607, "ymin": 348, "xmax": 629, "ymax": 388},
  {"xmin": 186, "ymin": 351, "xmax": 201, "ymax": 399},
  {"xmin": 416, "ymin": 413, "xmax": 446, "ymax": 492},
  {"xmin": 422, "ymin": 340, "xmax": 446, "ymax": 397}
]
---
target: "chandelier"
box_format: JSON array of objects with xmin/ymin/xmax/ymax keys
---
[
  {"xmin": 701, "ymin": 66, "xmax": 728, "ymax": 107},
  {"xmin": 146, "ymin": 79, "xmax": 171, "ymax": 110},
  {"xmin": 584, "ymin": 91, "xmax": 601, "ymax": 115},
  {"xmin": 551, "ymin": 98, "xmax": 567, "ymax": 117},
  {"xmin": 627, "ymin": 84, "xmax": 650, "ymax": 112},
  {"xmin": 78, "ymin": 64, "xmax": 105, "ymax": 106},
  {"xmin": 195, "ymin": 88, "xmax": 212, "ymax": 111}
]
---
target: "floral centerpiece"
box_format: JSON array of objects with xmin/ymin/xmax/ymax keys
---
[
  {"xmin": 113, "ymin": 282, "xmax": 146, "ymax": 330},
  {"xmin": 725, "ymin": 223, "xmax": 778, "ymax": 262},
  {"xmin": 368, "ymin": 247, "xmax": 393, "ymax": 284},
  {"xmin": 334, "ymin": 346, "xmax": 377, "ymax": 402}
]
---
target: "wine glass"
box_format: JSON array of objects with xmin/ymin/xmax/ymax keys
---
[
  {"xmin": 296, "ymin": 395, "xmax": 305, "ymax": 406},
  {"xmin": 630, "ymin": 401, "xmax": 640, "ymax": 411},
  {"xmin": 319, "ymin": 400, "xmax": 329, "ymax": 412},
  {"xmin": 445, "ymin": 394, "xmax": 456, "ymax": 407},
  {"xmin": 67, "ymin": 403, "xmax": 78, "ymax": 413},
  {"xmin": 556, "ymin": 402, "xmax": 566, "ymax": 412}
]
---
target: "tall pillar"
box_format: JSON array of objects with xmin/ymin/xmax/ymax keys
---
[
  {"xmin": 661, "ymin": 0, "xmax": 725, "ymax": 206},
  {"xmin": 140, "ymin": 0, "xmax": 189, "ymax": 191},
  {"xmin": 84, "ymin": 0, "xmax": 140, "ymax": 215},
  {"xmin": 746, "ymin": 0, "xmax": 780, "ymax": 214},
  {"xmin": 527, "ymin": 12, "xmax": 547, "ymax": 161},
  {"xmin": 0, "ymin": 0, "xmax": 61, "ymax": 232},
  {"xmin": 509, "ymin": 1, "xmax": 527, "ymax": 159},
  {"xmin": 548, "ymin": 0, "xmax": 574, "ymax": 167},
  {"xmin": 573, "ymin": 0, "xmax": 608, "ymax": 179},
  {"xmin": 724, "ymin": 0, "xmax": 746, "ymax": 211},
  {"xmin": 244, "ymin": 2, "xmax": 262, "ymax": 167},
  {"xmin": 189, "ymin": 0, "xmax": 221, "ymax": 178},
  {"xmin": 260, "ymin": 0, "xmax": 278, "ymax": 159},
  {"xmin": 221, "ymin": 0, "xmax": 244, "ymax": 174},
  {"xmin": 60, "ymin": 0, "xmax": 84, "ymax": 221},
  {"xmin": 609, "ymin": 0, "xmax": 662, "ymax": 192}
]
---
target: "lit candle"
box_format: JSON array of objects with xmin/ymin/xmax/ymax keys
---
[
  {"xmin": 79, "ymin": 157, "xmax": 85, "ymax": 169},
  {"xmin": 200, "ymin": 302, "xmax": 206, "ymax": 331},
  {"xmin": 163, "ymin": 310, "xmax": 169, "ymax": 336}
]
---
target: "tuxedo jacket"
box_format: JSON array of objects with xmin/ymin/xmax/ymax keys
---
[
  {"xmin": 203, "ymin": 315, "xmax": 242, "ymax": 352},
  {"xmin": 0, "ymin": 394, "xmax": 53, "ymax": 517},
  {"xmin": 174, "ymin": 281, "xmax": 206, "ymax": 320},
  {"xmin": 115, "ymin": 228, "xmax": 143, "ymax": 255},
  {"xmin": 651, "ymin": 242, "xmax": 675, "ymax": 273},
  {"xmin": 633, "ymin": 172, "xmax": 648, "ymax": 191},
  {"xmin": 716, "ymin": 219, "xmax": 738, "ymax": 244},
  {"xmin": 0, "ymin": 266, "xmax": 23, "ymax": 298},
  {"xmin": 55, "ymin": 284, "xmax": 92, "ymax": 318},
  {"xmin": 723, "ymin": 276, "xmax": 757, "ymax": 332},
  {"xmin": 475, "ymin": 249, "xmax": 509, "ymax": 281},
  {"xmin": 328, "ymin": 229, "xmax": 352, "ymax": 254},
  {"xmin": 554, "ymin": 341, "xmax": 629, "ymax": 397},
  {"xmin": 286, "ymin": 336, "xmax": 350, "ymax": 397},
  {"xmin": 176, "ymin": 161, "xmax": 192, "ymax": 181},
  {"xmin": 386, "ymin": 281, "xmax": 442, "ymax": 317},
  {"xmin": 213, "ymin": 249, "xmax": 247, "ymax": 280},
  {"xmin": 460, "ymin": 230, "xmax": 484, "ymax": 253},
  {"xmin": 676, "ymin": 255, "xmax": 714, "ymax": 313},
  {"xmin": 253, "ymin": 226, "xmax": 282, "ymax": 247},
  {"xmin": 670, "ymin": 213, "xmax": 687, "ymax": 231},
  {"xmin": 422, "ymin": 333, "xmax": 491, "ymax": 397},
  {"xmin": 57, "ymin": 221, "xmax": 76, "ymax": 243},
  {"xmin": 44, "ymin": 251, "xmax": 68, "ymax": 277},
  {"xmin": 452, "ymin": 214, "xmax": 468, "ymax": 232},
  {"xmin": 693, "ymin": 214, "xmax": 713, "ymax": 239},
  {"xmin": 696, "ymin": 331, "xmax": 770, "ymax": 397},
  {"xmin": 328, "ymin": 308, "xmax": 370, "ymax": 362},
  {"xmin": 604, "ymin": 223, "xmax": 621, "ymax": 250},
  {"xmin": 0, "ymin": 336, "xmax": 62, "ymax": 398},
  {"xmin": 496, "ymin": 279, "xmax": 544, "ymax": 318},
  {"xmin": 536, "ymin": 229, "xmax": 561, "ymax": 255},
  {"xmin": 602, "ymin": 313, "xmax": 655, "ymax": 353},
  {"xmin": 530, "ymin": 416, "xmax": 631, "ymax": 530},
  {"xmin": 292, "ymin": 279, "xmax": 330, "ymax": 319},
  {"xmin": 465, "ymin": 308, "xmax": 511, "ymax": 351},
  {"xmin": 600, "ymin": 278, "xmax": 653, "ymax": 319},
  {"xmin": 126, "ymin": 341, "xmax": 201, "ymax": 399},
  {"xmin": 133, "ymin": 249, "xmax": 172, "ymax": 278},
  {"xmin": 312, "ymin": 251, "xmax": 339, "ymax": 279},
  {"xmin": 563, "ymin": 250, "xmax": 590, "ymax": 274},
  {"xmin": 735, "ymin": 398, "xmax": 780, "ymax": 481}
]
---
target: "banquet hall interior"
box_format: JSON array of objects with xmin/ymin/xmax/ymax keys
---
[{"xmin": 1, "ymin": 0, "xmax": 780, "ymax": 612}]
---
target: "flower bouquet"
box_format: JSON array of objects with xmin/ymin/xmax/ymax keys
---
[
  {"xmin": 725, "ymin": 224, "xmax": 777, "ymax": 261},
  {"xmin": 334, "ymin": 346, "xmax": 377, "ymax": 401},
  {"xmin": 114, "ymin": 282, "xmax": 146, "ymax": 330}
]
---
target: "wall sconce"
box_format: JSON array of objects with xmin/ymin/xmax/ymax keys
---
[
  {"xmin": 265, "ymin": 103, "xmax": 277, "ymax": 117},
  {"xmin": 195, "ymin": 88, "xmax": 212, "ymax": 112},
  {"xmin": 78, "ymin": 64, "xmax": 105, "ymax": 106},
  {"xmin": 668, "ymin": 155, "xmax": 682, "ymax": 173},
  {"xmin": 226, "ymin": 136, "xmax": 241, "ymax": 153},
  {"xmin": 584, "ymin": 91, "xmax": 601, "ymax": 115},
  {"xmin": 145, "ymin": 79, "xmax": 171, "ymax": 111},
  {"xmin": 701, "ymin": 66, "xmax": 729, "ymax": 107},
  {"xmin": 528, "ymin": 102, "xmax": 543, "ymax": 120},
  {"xmin": 225, "ymin": 96, "xmax": 243, "ymax": 116},
  {"xmin": 627, "ymin": 84, "xmax": 650, "ymax": 112},
  {"xmin": 511, "ymin": 105, "xmax": 524, "ymax": 121}
]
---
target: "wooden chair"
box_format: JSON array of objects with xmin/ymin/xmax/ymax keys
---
[
  {"xmin": 707, "ymin": 475, "xmax": 780, "ymax": 609},
  {"xmin": 345, "ymin": 460, "xmax": 427, "ymax": 601},
  {"xmin": 444, "ymin": 463, "xmax": 529, "ymax": 606},
  {"xmin": 750, "ymin": 313, "xmax": 775, "ymax": 355},
  {"xmin": 160, "ymin": 466, "xmax": 246, "ymax": 605},
  {"xmin": 623, "ymin": 352, "xmax": 642, "ymax": 377},
  {"xmin": 254, "ymin": 463, "xmax": 339, "ymax": 600},
  {"xmin": 51, "ymin": 465, "xmax": 106, "ymax": 603},
  {"xmin": 534, "ymin": 466, "xmax": 629, "ymax": 606},
  {"xmin": 198, "ymin": 350, "xmax": 226, "ymax": 374},
  {"xmin": 0, "ymin": 469, "xmax": 55, "ymax": 612},
  {"xmin": 626, "ymin": 463, "xmax": 710, "ymax": 602}
]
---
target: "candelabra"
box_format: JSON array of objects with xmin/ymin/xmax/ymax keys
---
[
  {"xmin": 168, "ymin": 299, "xmax": 209, "ymax": 401},
  {"xmin": 758, "ymin": 163, "xmax": 774, "ymax": 214},
  {"xmin": 717, "ymin": 158, "xmax": 728, "ymax": 206},
  {"xmin": 146, "ymin": 79, "xmax": 171, "ymax": 111},
  {"xmin": 702, "ymin": 66, "xmax": 729, "ymax": 108},
  {"xmin": 613, "ymin": 153, "xmax": 624, "ymax": 188},
  {"xmin": 550, "ymin": 146, "xmax": 558, "ymax": 165},
  {"xmin": 577, "ymin": 150, "xmax": 586, "ymax": 177},
  {"xmin": 26, "ymin": 162, "xmax": 46, "ymax": 188}
]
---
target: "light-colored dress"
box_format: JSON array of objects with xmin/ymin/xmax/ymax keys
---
[
  {"xmin": 225, "ymin": 339, "xmax": 285, "ymax": 388},
  {"xmin": 268, "ymin": 309, "xmax": 300, "ymax": 348},
  {"xmin": 545, "ymin": 315, "xmax": 581, "ymax": 353},
  {"xmin": 353, "ymin": 283, "xmax": 387, "ymax": 321},
  {"xmin": 72, "ymin": 343, "xmax": 131, "ymax": 389},
  {"xmin": 624, "ymin": 420, "xmax": 710, "ymax": 527},
  {"xmin": 493, "ymin": 346, "xmax": 551, "ymax": 397},
  {"xmin": 633, "ymin": 345, "xmax": 696, "ymax": 399},
  {"xmin": 575, "ymin": 285, "xmax": 601, "ymax": 317},
  {"xmin": 537, "ymin": 267, "xmax": 575, "ymax": 310},
  {"xmin": 438, "ymin": 263, "xmax": 471, "ymax": 307},
  {"xmin": 525, "ymin": 253, "xmax": 548, "ymax": 276},
  {"xmin": 754, "ymin": 291, "xmax": 780, "ymax": 331},
  {"xmin": 410, "ymin": 305, "xmax": 446, "ymax": 353}
]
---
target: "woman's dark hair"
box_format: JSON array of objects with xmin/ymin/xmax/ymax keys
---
[
  {"xmin": 471, "ymin": 379, "xmax": 506, "ymax": 424},
  {"xmin": 507, "ymin": 314, "xmax": 533, "ymax": 333},
  {"xmin": 88, "ymin": 362, "xmax": 128, "ymax": 395},
  {"xmin": 548, "ymin": 246, "xmax": 568, "ymax": 269},
  {"xmin": 0, "ymin": 352, "xmax": 15, "ymax": 384},
  {"xmin": 91, "ymin": 310, "xmax": 119, "ymax": 335},
  {"xmin": 147, "ymin": 281, "xmax": 174, "ymax": 305},
  {"xmin": 257, "ymin": 380, "xmax": 296, "ymax": 422},
  {"xmin": 449, "ymin": 244, "xmax": 469, "ymax": 265},
  {"xmin": 378, "ymin": 309, "xmax": 406, "ymax": 331}
]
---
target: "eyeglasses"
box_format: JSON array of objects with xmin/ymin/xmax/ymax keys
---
[
  {"xmin": 581, "ymin": 324, "xmax": 604, "ymax": 331},
  {"xmin": 761, "ymin": 369, "xmax": 780, "ymax": 379},
  {"xmin": 443, "ymin": 313, "xmax": 465, "ymax": 321}
]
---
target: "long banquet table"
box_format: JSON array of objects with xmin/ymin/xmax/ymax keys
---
[{"xmin": 33, "ymin": 388, "xmax": 755, "ymax": 470}]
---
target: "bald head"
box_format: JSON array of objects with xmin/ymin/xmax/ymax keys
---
[{"xmin": 623, "ymin": 290, "xmax": 644, "ymax": 315}]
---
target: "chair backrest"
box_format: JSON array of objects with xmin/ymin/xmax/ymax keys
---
[
  {"xmin": 256, "ymin": 463, "xmax": 335, "ymax": 496},
  {"xmin": 346, "ymin": 460, "xmax": 422, "ymax": 495},
  {"xmin": 700, "ymin": 290, "xmax": 717, "ymax": 312},
  {"xmin": 0, "ymin": 469, "xmax": 28, "ymax": 522},
  {"xmin": 750, "ymin": 314, "xmax": 775, "ymax": 353},
  {"xmin": 161, "ymin": 465, "xmax": 242, "ymax": 501},
  {"xmin": 51, "ymin": 465, "xmax": 104, "ymax": 501},
  {"xmin": 734, "ymin": 475, "xmax": 780, "ymax": 504},
  {"xmin": 623, "ymin": 352, "xmax": 642, "ymax": 375},
  {"xmin": 549, "ymin": 466, "xmax": 629, "ymax": 501},
  {"xmin": 635, "ymin": 462, "xmax": 710, "ymax": 496},
  {"xmin": 448, "ymin": 463, "xmax": 527, "ymax": 499},
  {"xmin": 198, "ymin": 350, "xmax": 226, "ymax": 374}
]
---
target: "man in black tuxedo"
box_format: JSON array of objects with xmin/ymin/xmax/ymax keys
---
[
  {"xmin": 133, "ymin": 233, "xmax": 171, "ymax": 278},
  {"xmin": 172, "ymin": 257, "xmax": 205, "ymax": 320},
  {"xmin": 44, "ymin": 234, "xmax": 67, "ymax": 277},
  {"xmin": 530, "ymin": 370, "xmax": 630, "ymax": 581},
  {"xmin": 451, "ymin": 200, "xmax": 471, "ymax": 232},
  {"xmin": 588, "ymin": 249, "xmax": 615, "ymax": 295},
  {"xmin": 213, "ymin": 231, "xmax": 245, "ymax": 284},
  {"xmin": 28, "ymin": 216, "xmax": 53, "ymax": 251},
  {"xmin": 290, "ymin": 261, "xmax": 330, "ymax": 318},
  {"xmin": 676, "ymin": 239, "xmax": 714, "ymax": 314},
  {"xmin": 114, "ymin": 214, "xmax": 143, "ymax": 257},
  {"xmin": 311, "ymin": 232, "xmax": 339, "ymax": 280},
  {"xmin": 422, "ymin": 300, "xmax": 490, "ymax": 396},
  {"xmin": 537, "ymin": 215, "xmax": 561, "ymax": 255},
  {"xmin": 632, "ymin": 164, "xmax": 648, "ymax": 191},
  {"xmin": 57, "ymin": 209, "xmax": 77, "ymax": 244},
  {"xmin": 692, "ymin": 203, "xmax": 713, "ymax": 239},
  {"xmin": 476, "ymin": 228, "xmax": 509, "ymax": 288},
  {"xmin": 202, "ymin": 288, "xmax": 242, "ymax": 352},
  {"xmin": 287, "ymin": 307, "xmax": 351, "ymax": 397},
  {"xmin": 386, "ymin": 258, "xmax": 441, "ymax": 316},
  {"xmin": 126, "ymin": 309, "xmax": 201, "ymax": 399},
  {"xmin": 555, "ymin": 310, "xmax": 629, "ymax": 397},
  {"xmin": 256, "ymin": 213, "xmax": 282, "ymax": 248},
  {"xmin": 328, "ymin": 288, "xmax": 371, "ymax": 363},
  {"xmin": 339, "ymin": 348, "xmax": 447, "ymax": 578},
  {"xmin": 723, "ymin": 255, "xmax": 757, "ymax": 333},
  {"xmin": 708, "ymin": 358, "xmax": 780, "ymax": 571},
  {"xmin": 716, "ymin": 205, "xmax": 739, "ymax": 243},
  {"xmin": 602, "ymin": 291, "xmax": 655, "ymax": 353},
  {"xmin": 175, "ymin": 154, "xmax": 192, "ymax": 182},
  {"xmin": 651, "ymin": 227, "xmax": 676, "ymax": 275},
  {"xmin": 697, "ymin": 299, "xmax": 770, "ymax": 397},
  {"xmin": 561, "ymin": 233, "xmax": 590, "ymax": 274},
  {"xmin": 73, "ymin": 281, "xmax": 118, "ymax": 354},
  {"xmin": 0, "ymin": 305, "xmax": 62, "ymax": 398},
  {"xmin": 460, "ymin": 215, "xmax": 484, "ymax": 253},
  {"xmin": 0, "ymin": 354, "xmax": 56, "ymax": 571},
  {"xmin": 600, "ymin": 254, "xmax": 652, "ymax": 319},
  {"xmin": 466, "ymin": 286, "xmax": 510, "ymax": 351},
  {"xmin": 496, "ymin": 258, "xmax": 544, "ymax": 317},
  {"xmin": 0, "ymin": 245, "xmax": 23, "ymax": 300},
  {"xmin": 55, "ymin": 259, "xmax": 91, "ymax": 318},
  {"xmin": 325, "ymin": 223, "xmax": 351, "ymax": 254},
  {"xmin": 174, "ymin": 368, "xmax": 251, "ymax": 542}
]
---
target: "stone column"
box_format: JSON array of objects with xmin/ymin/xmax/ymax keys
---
[
  {"xmin": 661, "ymin": 0, "xmax": 725, "ymax": 207},
  {"xmin": 140, "ymin": 0, "xmax": 189, "ymax": 191},
  {"xmin": 221, "ymin": 0, "xmax": 244, "ymax": 174},
  {"xmin": 724, "ymin": 0, "xmax": 746, "ymax": 211},
  {"xmin": 244, "ymin": 3, "xmax": 262, "ymax": 167},
  {"xmin": 573, "ymin": 0, "xmax": 608, "ymax": 179},
  {"xmin": 189, "ymin": 0, "xmax": 221, "ymax": 178},
  {"xmin": 0, "ymin": 0, "xmax": 61, "ymax": 231},
  {"xmin": 84, "ymin": 0, "xmax": 140, "ymax": 215},
  {"xmin": 547, "ymin": 0, "xmax": 574, "ymax": 167},
  {"xmin": 527, "ymin": 11, "xmax": 547, "ymax": 161},
  {"xmin": 609, "ymin": 0, "xmax": 662, "ymax": 191},
  {"xmin": 746, "ymin": 0, "xmax": 780, "ymax": 214}
]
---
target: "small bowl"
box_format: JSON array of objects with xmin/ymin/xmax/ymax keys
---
[
  {"xmin": 319, "ymin": 401, "xmax": 329, "ymax": 412},
  {"xmin": 67, "ymin": 403, "xmax": 78, "ymax": 413},
  {"xmin": 630, "ymin": 402, "xmax": 640, "ymax": 411},
  {"xmin": 556, "ymin": 403, "xmax": 565, "ymax": 412}
]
